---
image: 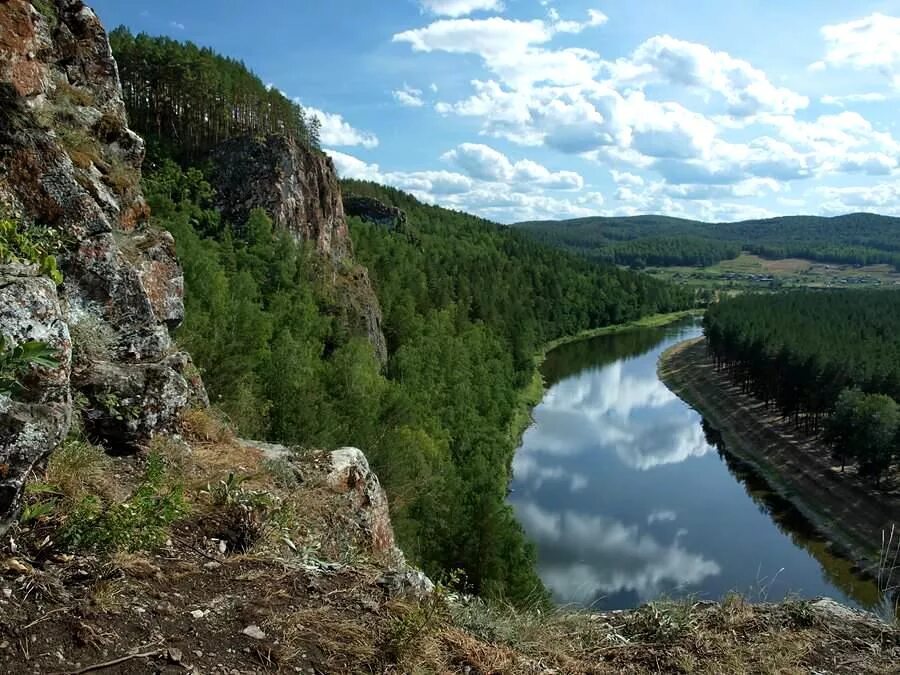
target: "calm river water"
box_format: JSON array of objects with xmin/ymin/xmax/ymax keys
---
[{"xmin": 510, "ymin": 318, "xmax": 883, "ymax": 612}]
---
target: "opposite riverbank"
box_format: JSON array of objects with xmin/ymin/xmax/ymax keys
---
[
  {"xmin": 658, "ymin": 337, "xmax": 899, "ymax": 584},
  {"xmin": 509, "ymin": 309, "xmax": 701, "ymax": 448}
]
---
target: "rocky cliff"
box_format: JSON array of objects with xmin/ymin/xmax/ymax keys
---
[
  {"xmin": 210, "ymin": 134, "xmax": 388, "ymax": 363},
  {"xmin": 0, "ymin": 0, "xmax": 203, "ymax": 529}
]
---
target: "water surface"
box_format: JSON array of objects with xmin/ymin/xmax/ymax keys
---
[{"xmin": 510, "ymin": 319, "xmax": 881, "ymax": 611}]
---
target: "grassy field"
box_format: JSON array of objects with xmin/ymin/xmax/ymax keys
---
[{"xmin": 648, "ymin": 253, "xmax": 900, "ymax": 291}]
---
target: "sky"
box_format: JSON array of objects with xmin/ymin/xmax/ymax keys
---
[{"xmin": 90, "ymin": 0, "xmax": 900, "ymax": 223}]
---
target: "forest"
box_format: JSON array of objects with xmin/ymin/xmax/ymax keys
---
[
  {"xmin": 519, "ymin": 213, "xmax": 900, "ymax": 269},
  {"xmin": 138, "ymin": 121, "xmax": 694, "ymax": 610},
  {"xmin": 108, "ymin": 28, "xmax": 320, "ymax": 164},
  {"xmin": 704, "ymin": 291, "xmax": 900, "ymax": 483}
]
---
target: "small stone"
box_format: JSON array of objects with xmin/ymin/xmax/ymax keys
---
[
  {"xmin": 218, "ymin": 540, "xmax": 227, "ymax": 555},
  {"xmin": 2, "ymin": 589, "xmax": 11, "ymax": 599},
  {"xmin": 241, "ymin": 625, "xmax": 266, "ymax": 640},
  {"xmin": 190, "ymin": 609, "xmax": 206, "ymax": 619},
  {"xmin": 193, "ymin": 650, "xmax": 203, "ymax": 658}
]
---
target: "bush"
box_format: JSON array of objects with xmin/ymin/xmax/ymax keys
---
[
  {"xmin": 60, "ymin": 452, "xmax": 187, "ymax": 551},
  {"xmin": 0, "ymin": 217, "xmax": 64, "ymax": 284},
  {"xmin": 0, "ymin": 335, "xmax": 60, "ymax": 397},
  {"xmin": 25, "ymin": 443, "xmax": 187, "ymax": 553},
  {"xmin": 69, "ymin": 314, "xmax": 117, "ymax": 367}
]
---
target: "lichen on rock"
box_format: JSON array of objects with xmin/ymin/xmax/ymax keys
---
[{"xmin": 0, "ymin": 0, "xmax": 204, "ymax": 523}]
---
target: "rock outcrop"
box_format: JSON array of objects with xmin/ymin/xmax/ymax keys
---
[
  {"xmin": 210, "ymin": 135, "xmax": 352, "ymax": 260},
  {"xmin": 209, "ymin": 134, "xmax": 388, "ymax": 364},
  {"xmin": 0, "ymin": 0, "xmax": 202, "ymax": 528},
  {"xmin": 343, "ymin": 195, "xmax": 406, "ymax": 231}
]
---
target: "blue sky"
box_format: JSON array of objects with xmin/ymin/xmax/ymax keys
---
[{"xmin": 91, "ymin": 0, "xmax": 900, "ymax": 223}]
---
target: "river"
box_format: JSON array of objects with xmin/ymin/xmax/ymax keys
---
[{"xmin": 510, "ymin": 318, "xmax": 883, "ymax": 612}]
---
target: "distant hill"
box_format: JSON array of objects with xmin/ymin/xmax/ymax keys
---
[{"xmin": 515, "ymin": 213, "xmax": 900, "ymax": 269}]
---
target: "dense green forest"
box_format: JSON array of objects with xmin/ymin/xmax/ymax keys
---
[
  {"xmin": 142, "ymin": 160, "xmax": 693, "ymax": 604},
  {"xmin": 704, "ymin": 291, "xmax": 900, "ymax": 482},
  {"xmin": 519, "ymin": 213, "xmax": 900, "ymax": 269},
  {"xmin": 109, "ymin": 28, "xmax": 320, "ymax": 163},
  {"xmin": 107, "ymin": 25, "xmax": 695, "ymax": 604}
]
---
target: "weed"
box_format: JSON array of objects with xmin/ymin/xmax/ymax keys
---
[
  {"xmin": 624, "ymin": 600, "xmax": 701, "ymax": 643},
  {"xmin": 31, "ymin": 0, "xmax": 59, "ymax": 28},
  {"xmin": 204, "ymin": 472, "xmax": 278, "ymax": 553},
  {"xmin": 0, "ymin": 217, "xmax": 64, "ymax": 284},
  {"xmin": 58, "ymin": 126, "xmax": 102, "ymax": 170},
  {"xmin": 54, "ymin": 80, "xmax": 94, "ymax": 108},
  {"xmin": 103, "ymin": 161, "xmax": 140, "ymax": 194},
  {"xmin": 0, "ymin": 335, "xmax": 60, "ymax": 397},
  {"xmin": 180, "ymin": 407, "xmax": 234, "ymax": 444},
  {"xmin": 61, "ymin": 452, "xmax": 187, "ymax": 551},
  {"xmin": 93, "ymin": 111, "xmax": 124, "ymax": 141}
]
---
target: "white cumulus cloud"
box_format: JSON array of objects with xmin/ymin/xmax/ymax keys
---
[
  {"xmin": 303, "ymin": 105, "xmax": 379, "ymax": 149},
  {"xmin": 419, "ymin": 0, "xmax": 505, "ymax": 18}
]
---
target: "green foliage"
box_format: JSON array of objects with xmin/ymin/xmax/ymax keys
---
[
  {"xmin": 0, "ymin": 217, "xmax": 64, "ymax": 284},
  {"xmin": 60, "ymin": 452, "xmax": 187, "ymax": 552},
  {"xmin": 706, "ymin": 290, "xmax": 900, "ymax": 482},
  {"xmin": 519, "ymin": 212, "xmax": 900, "ymax": 270},
  {"xmin": 0, "ymin": 335, "xmax": 60, "ymax": 397},
  {"xmin": 144, "ymin": 162, "xmax": 692, "ymax": 605},
  {"xmin": 826, "ymin": 388, "xmax": 899, "ymax": 483},
  {"xmin": 108, "ymin": 27, "xmax": 320, "ymax": 164},
  {"xmin": 30, "ymin": 0, "xmax": 58, "ymax": 28},
  {"xmin": 205, "ymin": 472, "xmax": 280, "ymax": 552}
]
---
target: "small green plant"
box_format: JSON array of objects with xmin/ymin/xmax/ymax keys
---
[
  {"xmin": 69, "ymin": 314, "xmax": 117, "ymax": 367},
  {"xmin": 31, "ymin": 0, "xmax": 59, "ymax": 28},
  {"xmin": 60, "ymin": 452, "xmax": 187, "ymax": 552},
  {"xmin": 0, "ymin": 217, "xmax": 64, "ymax": 284},
  {"xmin": 0, "ymin": 335, "xmax": 60, "ymax": 397},
  {"xmin": 205, "ymin": 472, "xmax": 278, "ymax": 553}
]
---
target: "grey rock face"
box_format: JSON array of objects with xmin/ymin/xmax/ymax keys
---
[
  {"xmin": 0, "ymin": 0, "xmax": 205, "ymax": 523},
  {"xmin": 327, "ymin": 447, "xmax": 434, "ymax": 597},
  {"xmin": 343, "ymin": 196, "xmax": 406, "ymax": 231},
  {"xmin": 0, "ymin": 265, "xmax": 72, "ymax": 531},
  {"xmin": 210, "ymin": 135, "xmax": 352, "ymax": 260},
  {"xmin": 209, "ymin": 134, "xmax": 388, "ymax": 364}
]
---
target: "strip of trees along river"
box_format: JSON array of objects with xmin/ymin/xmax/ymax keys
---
[{"xmin": 704, "ymin": 290, "xmax": 900, "ymax": 484}]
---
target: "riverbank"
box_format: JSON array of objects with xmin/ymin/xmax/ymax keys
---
[
  {"xmin": 508, "ymin": 309, "xmax": 701, "ymax": 447},
  {"xmin": 658, "ymin": 337, "xmax": 900, "ymax": 583}
]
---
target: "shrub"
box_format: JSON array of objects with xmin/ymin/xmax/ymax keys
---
[
  {"xmin": 0, "ymin": 217, "xmax": 64, "ymax": 284},
  {"xmin": 0, "ymin": 335, "xmax": 60, "ymax": 397},
  {"xmin": 60, "ymin": 452, "xmax": 187, "ymax": 551},
  {"xmin": 205, "ymin": 472, "xmax": 279, "ymax": 553},
  {"xmin": 25, "ymin": 443, "xmax": 187, "ymax": 553}
]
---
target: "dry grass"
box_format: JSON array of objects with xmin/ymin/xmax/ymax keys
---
[
  {"xmin": 180, "ymin": 407, "xmax": 235, "ymax": 446},
  {"xmin": 39, "ymin": 438, "xmax": 123, "ymax": 504}
]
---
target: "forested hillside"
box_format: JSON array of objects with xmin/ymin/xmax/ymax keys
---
[
  {"xmin": 109, "ymin": 28, "xmax": 320, "ymax": 163},
  {"xmin": 102, "ymin": 23, "xmax": 695, "ymax": 604},
  {"xmin": 519, "ymin": 213, "xmax": 900, "ymax": 269},
  {"xmin": 704, "ymin": 291, "xmax": 900, "ymax": 483}
]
